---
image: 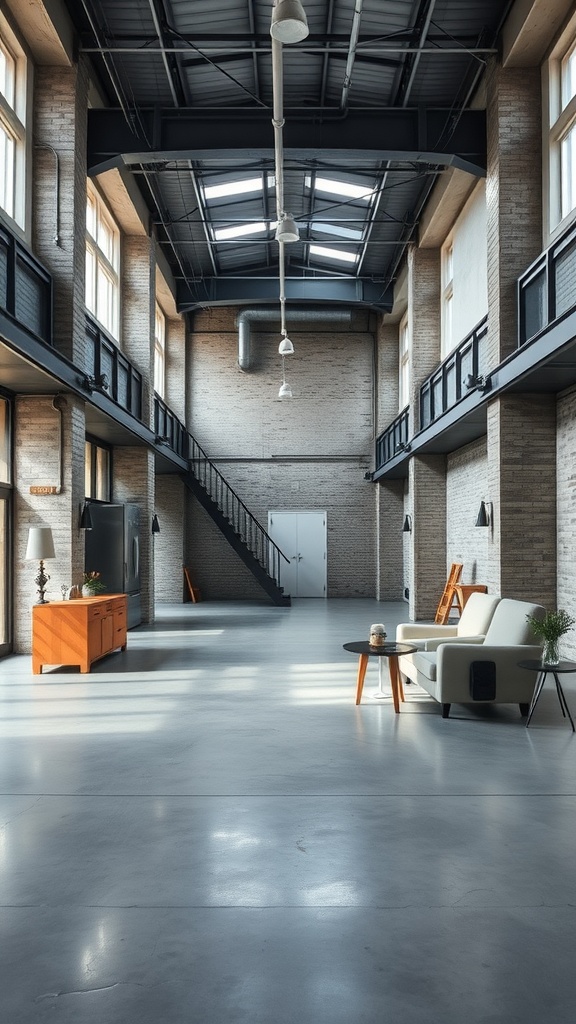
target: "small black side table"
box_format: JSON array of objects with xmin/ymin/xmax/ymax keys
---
[
  {"xmin": 343, "ymin": 641, "xmax": 417, "ymax": 712},
  {"xmin": 518, "ymin": 660, "xmax": 576, "ymax": 731}
]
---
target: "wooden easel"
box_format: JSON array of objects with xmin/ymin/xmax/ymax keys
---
[
  {"xmin": 183, "ymin": 567, "xmax": 201, "ymax": 603},
  {"xmin": 434, "ymin": 563, "xmax": 463, "ymax": 624}
]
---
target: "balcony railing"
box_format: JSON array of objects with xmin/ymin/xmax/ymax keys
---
[
  {"xmin": 375, "ymin": 407, "xmax": 410, "ymax": 467},
  {"xmin": 154, "ymin": 395, "xmax": 189, "ymax": 459},
  {"xmin": 85, "ymin": 315, "xmax": 142, "ymax": 420},
  {"xmin": 518, "ymin": 220, "xmax": 576, "ymax": 345},
  {"xmin": 419, "ymin": 316, "xmax": 488, "ymax": 431},
  {"xmin": 0, "ymin": 225, "xmax": 52, "ymax": 345}
]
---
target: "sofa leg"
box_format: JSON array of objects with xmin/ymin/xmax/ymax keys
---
[
  {"xmin": 441, "ymin": 703, "xmax": 451, "ymax": 719},
  {"xmin": 519, "ymin": 703, "xmax": 530, "ymax": 717}
]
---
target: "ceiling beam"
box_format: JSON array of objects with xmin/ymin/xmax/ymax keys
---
[
  {"xmin": 176, "ymin": 275, "xmax": 394, "ymax": 312},
  {"xmin": 88, "ymin": 107, "xmax": 487, "ymax": 177}
]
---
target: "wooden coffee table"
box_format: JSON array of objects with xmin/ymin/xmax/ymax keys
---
[{"xmin": 343, "ymin": 641, "xmax": 418, "ymax": 712}]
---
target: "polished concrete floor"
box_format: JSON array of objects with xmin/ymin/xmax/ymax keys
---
[{"xmin": 1, "ymin": 597, "xmax": 576, "ymax": 1023}]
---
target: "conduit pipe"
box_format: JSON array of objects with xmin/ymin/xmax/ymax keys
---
[{"xmin": 237, "ymin": 308, "xmax": 352, "ymax": 370}]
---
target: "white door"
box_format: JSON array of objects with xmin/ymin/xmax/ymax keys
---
[{"xmin": 268, "ymin": 511, "xmax": 327, "ymax": 597}]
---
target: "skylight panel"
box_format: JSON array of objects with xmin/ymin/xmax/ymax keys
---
[
  {"xmin": 204, "ymin": 177, "xmax": 263, "ymax": 201},
  {"xmin": 309, "ymin": 244, "xmax": 359, "ymax": 264},
  {"xmin": 213, "ymin": 221, "xmax": 267, "ymax": 241},
  {"xmin": 313, "ymin": 222, "xmax": 364, "ymax": 241},
  {"xmin": 306, "ymin": 175, "xmax": 375, "ymax": 202}
]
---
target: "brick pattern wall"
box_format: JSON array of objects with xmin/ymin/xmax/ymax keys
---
[
  {"xmin": 376, "ymin": 319, "xmax": 400, "ymax": 435},
  {"xmin": 409, "ymin": 454, "xmax": 447, "ymax": 620},
  {"xmin": 13, "ymin": 395, "xmax": 86, "ymax": 652},
  {"xmin": 154, "ymin": 475, "xmax": 186, "ymax": 602},
  {"xmin": 33, "ymin": 62, "xmax": 90, "ymax": 369},
  {"xmin": 408, "ymin": 246, "xmax": 441, "ymax": 434},
  {"xmin": 165, "ymin": 317, "xmax": 187, "ymax": 422},
  {"xmin": 446, "ymin": 438, "xmax": 489, "ymax": 586},
  {"xmin": 557, "ymin": 387, "xmax": 576, "ymax": 658},
  {"xmin": 486, "ymin": 63, "xmax": 542, "ymax": 366},
  {"xmin": 376, "ymin": 479, "xmax": 405, "ymax": 600},
  {"xmin": 123, "ymin": 236, "xmax": 155, "ymax": 429},
  {"xmin": 487, "ymin": 394, "xmax": 556, "ymax": 605},
  {"xmin": 113, "ymin": 448, "xmax": 155, "ymax": 622},
  {"xmin": 186, "ymin": 308, "xmax": 377, "ymax": 598}
]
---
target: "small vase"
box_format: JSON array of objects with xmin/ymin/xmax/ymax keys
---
[
  {"xmin": 542, "ymin": 639, "xmax": 560, "ymax": 666},
  {"xmin": 82, "ymin": 585, "xmax": 95, "ymax": 598}
]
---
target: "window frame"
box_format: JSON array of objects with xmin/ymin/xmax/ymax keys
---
[
  {"xmin": 0, "ymin": 15, "xmax": 29, "ymax": 233},
  {"xmin": 398, "ymin": 313, "xmax": 410, "ymax": 413},
  {"xmin": 154, "ymin": 303, "xmax": 166, "ymax": 399},
  {"xmin": 441, "ymin": 241, "xmax": 454, "ymax": 359},
  {"xmin": 547, "ymin": 18, "xmax": 576, "ymax": 237},
  {"xmin": 85, "ymin": 437, "xmax": 112, "ymax": 502},
  {"xmin": 85, "ymin": 182, "xmax": 121, "ymax": 340}
]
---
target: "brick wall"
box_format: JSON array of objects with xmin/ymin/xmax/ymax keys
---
[
  {"xmin": 446, "ymin": 438, "xmax": 489, "ymax": 586},
  {"xmin": 408, "ymin": 246, "xmax": 441, "ymax": 434},
  {"xmin": 154, "ymin": 475, "xmax": 186, "ymax": 602},
  {"xmin": 123, "ymin": 236, "xmax": 155, "ymax": 429},
  {"xmin": 555, "ymin": 387, "xmax": 576, "ymax": 657},
  {"xmin": 376, "ymin": 318, "xmax": 400, "ymax": 436},
  {"xmin": 409, "ymin": 454, "xmax": 447, "ymax": 619},
  {"xmin": 185, "ymin": 308, "xmax": 378, "ymax": 598},
  {"xmin": 13, "ymin": 395, "xmax": 86, "ymax": 652},
  {"xmin": 376, "ymin": 479, "xmax": 405, "ymax": 600},
  {"xmin": 165, "ymin": 317, "xmax": 187, "ymax": 422}
]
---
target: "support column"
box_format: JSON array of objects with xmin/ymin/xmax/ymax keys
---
[
  {"xmin": 114, "ymin": 449, "xmax": 156, "ymax": 623},
  {"xmin": 165, "ymin": 317, "xmax": 187, "ymax": 423},
  {"xmin": 154, "ymin": 476, "xmax": 186, "ymax": 602},
  {"xmin": 14, "ymin": 395, "xmax": 86, "ymax": 652},
  {"xmin": 486, "ymin": 63, "xmax": 542, "ymax": 365},
  {"xmin": 123, "ymin": 236, "xmax": 156, "ymax": 430},
  {"xmin": 376, "ymin": 317, "xmax": 400, "ymax": 435},
  {"xmin": 408, "ymin": 246, "xmax": 441, "ymax": 434},
  {"xmin": 376, "ymin": 480, "xmax": 405, "ymax": 600},
  {"xmin": 33, "ymin": 62, "xmax": 90, "ymax": 367},
  {"xmin": 486, "ymin": 395, "xmax": 556, "ymax": 605},
  {"xmin": 409, "ymin": 454, "xmax": 447, "ymax": 620}
]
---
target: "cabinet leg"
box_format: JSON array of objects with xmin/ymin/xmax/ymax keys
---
[{"xmin": 32, "ymin": 660, "xmax": 42, "ymax": 674}]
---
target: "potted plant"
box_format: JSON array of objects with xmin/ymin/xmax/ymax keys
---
[
  {"xmin": 82, "ymin": 571, "xmax": 106, "ymax": 597},
  {"xmin": 526, "ymin": 609, "xmax": 575, "ymax": 666}
]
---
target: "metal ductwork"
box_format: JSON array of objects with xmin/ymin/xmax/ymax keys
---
[{"xmin": 236, "ymin": 308, "xmax": 353, "ymax": 370}]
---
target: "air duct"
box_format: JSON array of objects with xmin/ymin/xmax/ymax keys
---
[{"xmin": 236, "ymin": 308, "xmax": 352, "ymax": 370}]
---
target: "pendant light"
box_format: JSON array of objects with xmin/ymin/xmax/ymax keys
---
[
  {"xmin": 275, "ymin": 213, "xmax": 299, "ymax": 243},
  {"xmin": 270, "ymin": 0, "xmax": 309, "ymax": 43}
]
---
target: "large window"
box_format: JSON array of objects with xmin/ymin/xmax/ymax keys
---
[
  {"xmin": 86, "ymin": 183, "xmax": 120, "ymax": 339},
  {"xmin": 549, "ymin": 27, "xmax": 576, "ymax": 230},
  {"xmin": 0, "ymin": 20, "xmax": 27, "ymax": 228},
  {"xmin": 154, "ymin": 304, "xmax": 166, "ymax": 398},
  {"xmin": 441, "ymin": 242, "xmax": 454, "ymax": 357},
  {"xmin": 85, "ymin": 438, "xmax": 111, "ymax": 501}
]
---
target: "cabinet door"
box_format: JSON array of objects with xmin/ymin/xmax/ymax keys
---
[
  {"xmin": 88, "ymin": 617, "xmax": 102, "ymax": 660},
  {"xmin": 101, "ymin": 614, "xmax": 114, "ymax": 654}
]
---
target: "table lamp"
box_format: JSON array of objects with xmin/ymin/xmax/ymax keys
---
[{"xmin": 25, "ymin": 526, "xmax": 56, "ymax": 604}]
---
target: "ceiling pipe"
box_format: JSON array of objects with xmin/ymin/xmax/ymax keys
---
[{"xmin": 236, "ymin": 308, "xmax": 352, "ymax": 371}]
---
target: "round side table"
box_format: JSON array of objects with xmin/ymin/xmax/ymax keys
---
[
  {"xmin": 343, "ymin": 641, "xmax": 418, "ymax": 713},
  {"xmin": 518, "ymin": 659, "xmax": 576, "ymax": 731}
]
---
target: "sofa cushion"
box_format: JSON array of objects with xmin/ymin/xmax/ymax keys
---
[
  {"xmin": 412, "ymin": 651, "xmax": 438, "ymax": 682},
  {"xmin": 456, "ymin": 592, "xmax": 500, "ymax": 636},
  {"xmin": 484, "ymin": 599, "xmax": 545, "ymax": 646}
]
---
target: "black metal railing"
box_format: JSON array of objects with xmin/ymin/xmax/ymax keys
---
[
  {"xmin": 375, "ymin": 407, "xmax": 410, "ymax": 467},
  {"xmin": 84, "ymin": 315, "xmax": 143, "ymax": 420},
  {"xmin": 154, "ymin": 395, "xmax": 189, "ymax": 459},
  {"xmin": 189, "ymin": 435, "xmax": 289, "ymax": 586},
  {"xmin": 518, "ymin": 220, "xmax": 576, "ymax": 345},
  {"xmin": 419, "ymin": 316, "xmax": 488, "ymax": 430},
  {"xmin": 0, "ymin": 225, "xmax": 52, "ymax": 344}
]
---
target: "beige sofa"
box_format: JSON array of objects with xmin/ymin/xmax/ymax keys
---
[{"xmin": 396, "ymin": 596, "xmax": 544, "ymax": 718}]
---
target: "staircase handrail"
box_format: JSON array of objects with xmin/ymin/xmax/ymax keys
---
[{"xmin": 188, "ymin": 434, "xmax": 290, "ymax": 584}]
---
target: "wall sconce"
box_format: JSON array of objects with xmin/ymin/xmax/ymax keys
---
[
  {"xmin": 465, "ymin": 374, "xmax": 491, "ymax": 394},
  {"xmin": 25, "ymin": 525, "xmax": 56, "ymax": 604},
  {"xmin": 79, "ymin": 502, "xmax": 93, "ymax": 530},
  {"xmin": 395, "ymin": 441, "xmax": 411, "ymax": 454},
  {"xmin": 152, "ymin": 514, "xmax": 160, "ymax": 535},
  {"xmin": 402, "ymin": 514, "xmax": 412, "ymax": 533},
  {"xmin": 79, "ymin": 373, "xmax": 109, "ymax": 395},
  {"xmin": 155, "ymin": 435, "xmax": 170, "ymax": 445},
  {"xmin": 475, "ymin": 500, "xmax": 493, "ymax": 527}
]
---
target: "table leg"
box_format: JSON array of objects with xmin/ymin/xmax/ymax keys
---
[
  {"xmin": 552, "ymin": 672, "xmax": 575, "ymax": 732},
  {"xmin": 355, "ymin": 654, "xmax": 369, "ymax": 705},
  {"xmin": 526, "ymin": 670, "xmax": 546, "ymax": 727},
  {"xmin": 388, "ymin": 656, "xmax": 401, "ymax": 714}
]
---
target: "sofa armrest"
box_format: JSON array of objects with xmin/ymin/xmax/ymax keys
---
[
  {"xmin": 396, "ymin": 623, "xmax": 458, "ymax": 641},
  {"xmin": 424, "ymin": 635, "xmax": 485, "ymax": 652}
]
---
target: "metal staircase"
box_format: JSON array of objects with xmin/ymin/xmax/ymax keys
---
[{"xmin": 181, "ymin": 436, "xmax": 291, "ymax": 606}]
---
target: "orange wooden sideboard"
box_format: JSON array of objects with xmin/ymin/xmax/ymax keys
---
[{"xmin": 32, "ymin": 595, "xmax": 128, "ymax": 674}]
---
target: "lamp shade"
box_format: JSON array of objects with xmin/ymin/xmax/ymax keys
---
[
  {"xmin": 79, "ymin": 502, "xmax": 93, "ymax": 530},
  {"xmin": 278, "ymin": 381, "xmax": 293, "ymax": 398},
  {"xmin": 402, "ymin": 514, "xmax": 412, "ymax": 533},
  {"xmin": 270, "ymin": 0, "xmax": 309, "ymax": 42},
  {"xmin": 275, "ymin": 214, "xmax": 299, "ymax": 243},
  {"xmin": 279, "ymin": 336, "xmax": 295, "ymax": 355},
  {"xmin": 475, "ymin": 501, "xmax": 490, "ymax": 527},
  {"xmin": 25, "ymin": 526, "xmax": 55, "ymax": 560},
  {"xmin": 152, "ymin": 514, "xmax": 160, "ymax": 534}
]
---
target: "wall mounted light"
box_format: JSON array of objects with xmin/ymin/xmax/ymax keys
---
[
  {"xmin": 396, "ymin": 441, "xmax": 411, "ymax": 454},
  {"xmin": 79, "ymin": 373, "xmax": 109, "ymax": 395},
  {"xmin": 270, "ymin": 0, "xmax": 309, "ymax": 42},
  {"xmin": 25, "ymin": 525, "xmax": 56, "ymax": 604},
  {"xmin": 465, "ymin": 373, "xmax": 491, "ymax": 394},
  {"xmin": 402, "ymin": 514, "xmax": 412, "ymax": 533},
  {"xmin": 79, "ymin": 502, "xmax": 93, "ymax": 530},
  {"xmin": 152, "ymin": 514, "xmax": 160, "ymax": 535},
  {"xmin": 475, "ymin": 500, "xmax": 493, "ymax": 527}
]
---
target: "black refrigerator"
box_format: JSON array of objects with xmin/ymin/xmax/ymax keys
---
[{"xmin": 84, "ymin": 502, "xmax": 142, "ymax": 628}]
